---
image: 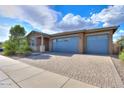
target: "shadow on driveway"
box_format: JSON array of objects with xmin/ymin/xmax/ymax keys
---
[
  {"xmin": 45, "ymin": 52, "xmax": 75, "ymax": 57},
  {"xmin": 27, "ymin": 53, "xmax": 51, "ymax": 60},
  {"xmin": 24, "ymin": 52, "xmax": 75, "ymax": 60}
]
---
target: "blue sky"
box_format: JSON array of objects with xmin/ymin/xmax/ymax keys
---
[
  {"xmin": 52, "ymin": 5, "xmax": 108, "ymax": 18},
  {"xmin": 0, "ymin": 5, "xmax": 124, "ymax": 42}
]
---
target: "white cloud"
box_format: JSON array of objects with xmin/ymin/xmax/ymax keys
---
[
  {"xmin": 0, "ymin": 6, "xmax": 24, "ymax": 19},
  {"xmin": 57, "ymin": 5, "xmax": 124, "ymax": 31},
  {"xmin": 0, "ymin": 25, "xmax": 11, "ymax": 42},
  {"xmin": 0, "ymin": 5, "xmax": 124, "ymax": 33},
  {"xmin": 0, "ymin": 6, "xmax": 98, "ymax": 34},
  {"xmin": 20, "ymin": 6, "xmax": 60, "ymax": 29},
  {"xmin": 0, "ymin": 5, "xmax": 60, "ymax": 31},
  {"xmin": 42, "ymin": 29, "xmax": 59, "ymax": 34},
  {"xmin": 91, "ymin": 5, "xmax": 124, "ymax": 27},
  {"xmin": 57, "ymin": 13, "xmax": 97, "ymax": 31}
]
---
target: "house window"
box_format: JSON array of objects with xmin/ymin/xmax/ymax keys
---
[
  {"xmin": 31, "ymin": 38, "xmax": 36, "ymax": 46},
  {"xmin": 31, "ymin": 40, "xmax": 35, "ymax": 46}
]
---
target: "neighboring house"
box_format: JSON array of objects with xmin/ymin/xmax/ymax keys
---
[{"xmin": 27, "ymin": 26, "xmax": 118, "ymax": 55}]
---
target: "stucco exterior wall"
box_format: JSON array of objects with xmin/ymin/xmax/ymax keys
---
[{"xmin": 27, "ymin": 32, "xmax": 42, "ymax": 51}]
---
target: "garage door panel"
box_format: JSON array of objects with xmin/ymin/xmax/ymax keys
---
[
  {"xmin": 52, "ymin": 36, "xmax": 79, "ymax": 53},
  {"xmin": 86, "ymin": 34, "xmax": 109, "ymax": 54}
]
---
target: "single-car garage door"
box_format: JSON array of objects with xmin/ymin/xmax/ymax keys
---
[
  {"xmin": 52, "ymin": 36, "xmax": 80, "ymax": 53},
  {"xmin": 86, "ymin": 34, "xmax": 109, "ymax": 54}
]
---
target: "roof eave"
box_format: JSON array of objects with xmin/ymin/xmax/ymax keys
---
[
  {"xmin": 51, "ymin": 26, "xmax": 119, "ymax": 37},
  {"xmin": 26, "ymin": 31, "xmax": 50, "ymax": 38}
]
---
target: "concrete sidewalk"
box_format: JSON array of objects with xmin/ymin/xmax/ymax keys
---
[{"xmin": 0, "ymin": 55, "xmax": 97, "ymax": 88}]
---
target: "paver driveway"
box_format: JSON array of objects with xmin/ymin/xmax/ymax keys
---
[
  {"xmin": 12, "ymin": 52, "xmax": 123, "ymax": 88},
  {"xmin": 0, "ymin": 55, "xmax": 96, "ymax": 88}
]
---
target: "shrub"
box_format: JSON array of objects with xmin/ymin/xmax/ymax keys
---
[
  {"xmin": 2, "ymin": 40, "xmax": 17, "ymax": 56},
  {"xmin": 15, "ymin": 38, "xmax": 32, "ymax": 56},
  {"xmin": 119, "ymin": 49, "xmax": 124, "ymax": 61},
  {"xmin": 3, "ymin": 38, "xmax": 32, "ymax": 56}
]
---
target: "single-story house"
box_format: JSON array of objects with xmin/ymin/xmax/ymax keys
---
[{"xmin": 27, "ymin": 26, "xmax": 118, "ymax": 55}]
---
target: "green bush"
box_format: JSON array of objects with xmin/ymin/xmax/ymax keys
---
[
  {"xmin": 2, "ymin": 40, "xmax": 16, "ymax": 56},
  {"xmin": 16, "ymin": 47, "xmax": 32, "ymax": 56},
  {"xmin": 119, "ymin": 49, "xmax": 124, "ymax": 61},
  {"xmin": 15, "ymin": 38, "xmax": 32, "ymax": 56},
  {"xmin": 3, "ymin": 38, "xmax": 32, "ymax": 56}
]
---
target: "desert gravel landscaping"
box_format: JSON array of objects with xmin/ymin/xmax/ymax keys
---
[{"xmin": 12, "ymin": 52, "xmax": 124, "ymax": 88}]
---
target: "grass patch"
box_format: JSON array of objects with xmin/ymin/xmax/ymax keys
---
[{"xmin": 119, "ymin": 51, "xmax": 124, "ymax": 61}]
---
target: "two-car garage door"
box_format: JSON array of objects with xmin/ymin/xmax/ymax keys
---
[
  {"xmin": 52, "ymin": 34, "xmax": 109, "ymax": 54},
  {"xmin": 52, "ymin": 36, "xmax": 80, "ymax": 53},
  {"xmin": 86, "ymin": 34, "xmax": 109, "ymax": 54}
]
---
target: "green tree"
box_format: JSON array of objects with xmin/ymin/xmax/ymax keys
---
[
  {"xmin": 3, "ymin": 25, "xmax": 31, "ymax": 56},
  {"xmin": 117, "ymin": 35, "xmax": 124, "ymax": 44},
  {"xmin": 10, "ymin": 25, "xmax": 26, "ymax": 39},
  {"xmin": 117, "ymin": 36, "xmax": 124, "ymax": 61},
  {"xmin": 9, "ymin": 25, "xmax": 26, "ymax": 49}
]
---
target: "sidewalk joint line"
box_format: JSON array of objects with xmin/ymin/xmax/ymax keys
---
[
  {"xmin": 0, "ymin": 68, "xmax": 22, "ymax": 88},
  {"xmin": 60, "ymin": 78, "xmax": 71, "ymax": 88},
  {"xmin": 17, "ymin": 70, "xmax": 46, "ymax": 83}
]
